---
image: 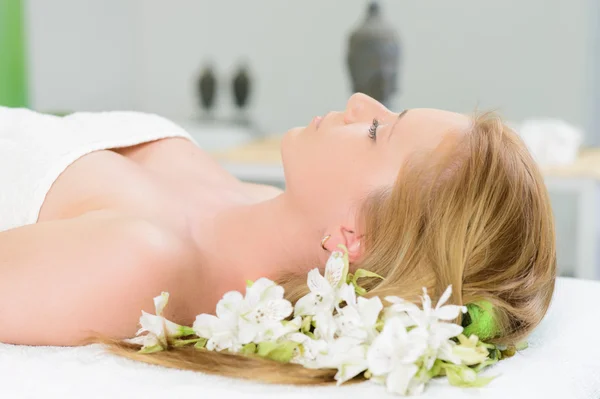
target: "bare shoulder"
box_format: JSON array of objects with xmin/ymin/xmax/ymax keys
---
[{"xmin": 0, "ymin": 210, "xmax": 199, "ymax": 345}]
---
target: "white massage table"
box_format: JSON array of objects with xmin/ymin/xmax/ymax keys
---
[{"xmin": 1, "ymin": 277, "xmax": 599, "ymax": 399}]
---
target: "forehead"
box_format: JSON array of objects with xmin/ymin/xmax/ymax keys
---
[{"xmin": 391, "ymin": 108, "xmax": 471, "ymax": 154}]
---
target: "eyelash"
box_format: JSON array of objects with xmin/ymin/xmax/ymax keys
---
[{"xmin": 368, "ymin": 118, "xmax": 379, "ymax": 141}]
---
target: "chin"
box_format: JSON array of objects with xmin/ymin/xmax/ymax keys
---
[{"xmin": 280, "ymin": 126, "xmax": 305, "ymax": 191}]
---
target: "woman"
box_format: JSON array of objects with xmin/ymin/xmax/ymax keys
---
[{"xmin": 0, "ymin": 93, "xmax": 555, "ymax": 365}]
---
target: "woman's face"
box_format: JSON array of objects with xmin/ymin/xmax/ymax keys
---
[{"xmin": 281, "ymin": 93, "xmax": 470, "ymax": 227}]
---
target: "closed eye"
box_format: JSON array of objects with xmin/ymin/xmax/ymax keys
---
[{"xmin": 368, "ymin": 118, "xmax": 379, "ymax": 141}]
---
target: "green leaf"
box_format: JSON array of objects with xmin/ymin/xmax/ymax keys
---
[
  {"xmin": 352, "ymin": 269, "xmax": 384, "ymax": 282},
  {"xmin": 515, "ymin": 341, "xmax": 529, "ymax": 351},
  {"xmin": 473, "ymin": 358, "xmax": 499, "ymax": 373},
  {"xmin": 241, "ymin": 343, "xmax": 257, "ymax": 355},
  {"xmin": 349, "ymin": 268, "xmax": 384, "ymax": 296},
  {"xmin": 172, "ymin": 337, "xmax": 206, "ymax": 347},
  {"xmin": 346, "ymin": 272, "xmax": 354, "ymax": 284},
  {"xmin": 428, "ymin": 359, "xmax": 445, "ymax": 378},
  {"xmin": 301, "ymin": 316, "xmax": 313, "ymax": 334},
  {"xmin": 257, "ymin": 341, "xmax": 300, "ymax": 363},
  {"xmin": 444, "ymin": 364, "xmax": 497, "ymax": 388},
  {"xmin": 179, "ymin": 326, "xmax": 196, "ymax": 336},
  {"xmin": 257, "ymin": 341, "xmax": 278, "ymax": 357},
  {"xmin": 139, "ymin": 344, "xmax": 165, "ymax": 354},
  {"xmin": 194, "ymin": 338, "xmax": 208, "ymax": 349}
]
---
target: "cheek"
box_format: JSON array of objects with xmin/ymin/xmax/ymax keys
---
[{"xmin": 282, "ymin": 127, "xmax": 382, "ymax": 208}]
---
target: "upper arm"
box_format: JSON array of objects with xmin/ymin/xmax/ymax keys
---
[{"xmin": 0, "ymin": 211, "xmax": 190, "ymax": 345}]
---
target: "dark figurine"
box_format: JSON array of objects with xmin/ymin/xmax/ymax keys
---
[
  {"xmin": 347, "ymin": 1, "xmax": 401, "ymax": 107},
  {"xmin": 197, "ymin": 65, "xmax": 217, "ymax": 114},
  {"xmin": 232, "ymin": 65, "xmax": 251, "ymax": 110}
]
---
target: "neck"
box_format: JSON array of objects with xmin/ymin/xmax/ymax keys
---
[{"xmin": 200, "ymin": 193, "xmax": 324, "ymax": 293}]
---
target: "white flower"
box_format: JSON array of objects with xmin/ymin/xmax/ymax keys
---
[
  {"xmin": 124, "ymin": 333, "xmax": 160, "ymax": 348},
  {"xmin": 321, "ymin": 337, "xmax": 369, "ymax": 385},
  {"xmin": 336, "ymin": 283, "xmax": 382, "ymax": 343},
  {"xmin": 294, "ymin": 251, "xmax": 347, "ymax": 317},
  {"xmin": 238, "ymin": 278, "xmax": 294, "ymax": 343},
  {"xmin": 127, "ymin": 292, "xmax": 193, "ymax": 351},
  {"xmin": 367, "ymin": 317, "xmax": 429, "ymax": 396},
  {"xmin": 193, "ymin": 291, "xmax": 244, "ymax": 351},
  {"xmin": 312, "ymin": 312, "xmax": 338, "ymax": 342},
  {"xmin": 385, "ymin": 286, "xmax": 467, "ymax": 369},
  {"xmin": 288, "ymin": 333, "xmax": 329, "ymax": 365},
  {"xmin": 193, "ymin": 278, "xmax": 294, "ymax": 351}
]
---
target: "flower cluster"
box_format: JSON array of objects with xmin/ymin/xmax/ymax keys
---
[{"xmin": 126, "ymin": 247, "xmax": 503, "ymax": 396}]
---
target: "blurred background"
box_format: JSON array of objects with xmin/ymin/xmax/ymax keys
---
[{"xmin": 2, "ymin": 0, "xmax": 600, "ymax": 280}]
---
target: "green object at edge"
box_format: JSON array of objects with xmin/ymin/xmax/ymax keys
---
[
  {"xmin": 463, "ymin": 301, "xmax": 499, "ymax": 341},
  {"xmin": 0, "ymin": 0, "xmax": 28, "ymax": 108}
]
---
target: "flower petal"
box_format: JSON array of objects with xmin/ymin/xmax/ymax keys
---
[
  {"xmin": 408, "ymin": 380, "xmax": 425, "ymax": 396},
  {"xmin": 438, "ymin": 340, "xmax": 461, "ymax": 364},
  {"xmin": 153, "ymin": 292, "xmax": 169, "ymax": 316},
  {"xmin": 430, "ymin": 322, "xmax": 464, "ymax": 343},
  {"xmin": 264, "ymin": 299, "xmax": 293, "ymax": 321},
  {"xmin": 357, "ymin": 296, "xmax": 383, "ymax": 328},
  {"xmin": 334, "ymin": 346, "xmax": 368, "ymax": 385},
  {"xmin": 237, "ymin": 318, "xmax": 258, "ymax": 344},
  {"xmin": 193, "ymin": 314, "xmax": 219, "ymax": 338},
  {"xmin": 367, "ymin": 339, "xmax": 392, "ymax": 375},
  {"xmin": 402, "ymin": 327, "xmax": 429, "ymax": 363},
  {"xmin": 386, "ymin": 297, "xmax": 421, "ymax": 314},
  {"xmin": 435, "ymin": 305, "xmax": 467, "ymax": 321},
  {"xmin": 163, "ymin": 318, "xmax": 187, "ymax": 337},
  {"xmin": 124, "ymin": 335, "xmax": 151, "ymax": 346},
  {"xmin": 324, "ymin": 251, "xmax": 345, "ymax": 287},
  {"xmin": 384, "ymin": 310, "xmax": 418, "ymax": 329},
  {"xmin": 339, "ymin": 283, "xmax": 357, "ymax": 307},
  {"xmin": 294, "ymin": 292, "xmax": 318, "ymax": 316},
  {"xmin": 216, "ymin": 291, "xmax": 244, "ymax": 319},
  {"xmin": 421, "ymin": 287, "xmax": 432, "ymax": 314},
  {"xmin": 307, "ymin": 268, "xmax": 329, "ymax": 293},
  {"xmin": 435, "ymin": 285, "xmax": 452, "ymax": 310},
  {"xmin": 313, "ymin": 312, "xmax": 337, "ymax": 342},
  {"xmin": 138, "ymin": 311, "xmax": 165, "ymax": 336},
  {"xmin": 245, "ymin": 278, "xmax": 280, "ymax": 307},
  {"xmin": 385, "ymin": 364, "xmax": 418, "ymax": 395}
]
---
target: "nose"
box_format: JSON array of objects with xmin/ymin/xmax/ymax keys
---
[{"xmin": 344, "ymin": 93, "xmax": 390, "ymax": 124}]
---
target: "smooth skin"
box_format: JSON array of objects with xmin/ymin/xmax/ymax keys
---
[{"xmin": 0, "ymin": 94, "xmax": 468, "ymax": 345}]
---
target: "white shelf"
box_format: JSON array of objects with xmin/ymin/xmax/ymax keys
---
[
  {"xmin": 221, "ymin": 162, "xmax": 285, "ymax": 184},
  {"xmin": 175, "ymin": 119, "xmax": 258, "ymax": 152}
]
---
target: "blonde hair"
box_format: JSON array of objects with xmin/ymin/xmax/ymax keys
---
[{"xmin": 108, "ymin": 112, "xmax": 556, "ymax": 383}]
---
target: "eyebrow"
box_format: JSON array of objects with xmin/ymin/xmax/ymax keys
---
[{"xmin": 388, "ymin": 109, "xmax": 410, "ymax": 141}]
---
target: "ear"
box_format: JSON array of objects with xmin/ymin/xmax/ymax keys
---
[
  {"xmin": 340, "ymin": 227, "xmax": 363, "ymax": 263},
  {"xmin": 322, "ymin": 210, "xmax": 364, "ymax": 262}
]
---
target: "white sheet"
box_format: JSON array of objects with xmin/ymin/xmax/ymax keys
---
[{"xmin": 2, "ymin": 277, "xmax": 599, "ymax": 399}]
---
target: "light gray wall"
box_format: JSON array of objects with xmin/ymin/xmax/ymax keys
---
[
  {"xmin": 27, "ymin": 0, "xmax": 598, "ymax": 143},
  {"xmin": 26, "ymin": 0, "xmax": 138, "ymax": 112}
]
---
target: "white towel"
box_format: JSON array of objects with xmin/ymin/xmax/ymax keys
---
[
  {"xmin": 1, "ymin": 277, "xmax": 598, "ymax": 399},
  {"xmin": 0, "ymin": 107, "xmax": 193, "ymax": 232}
]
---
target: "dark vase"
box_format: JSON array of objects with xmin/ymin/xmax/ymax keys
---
[
  {"xmin": 233, "ymin": 65, "xmax": 251, "ymax": 108},
  {"xmin": 197, "ymin": 65, "xmax": 217, "ymax": 116},
  {"xmin": 347, "ymin": 1, "xmax": 401, "ymax": 107},
  {"xmin": 232, "ymin": 64, "xmax": 252, "ymax": 125}
]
